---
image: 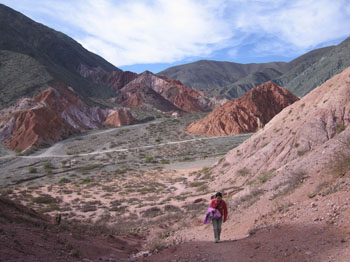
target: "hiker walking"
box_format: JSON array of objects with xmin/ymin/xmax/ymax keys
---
[{"xmin": 209, "ymin": 192, "xmax": 228, "ymax": 243}]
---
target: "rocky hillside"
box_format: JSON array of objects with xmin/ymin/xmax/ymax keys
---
[
  {"xmin": 0, "ymin": 85, "xmax": 134, "ymax": 151},
  {"xmin": 162, "ymin": 67, "xmax": 350, "ymax": 262},
  {"xmin": 187, "ymin": 82, "xmax": 298, "ymax": 136},
  {"xmin": 159, "ymin": 60, "xmax": 289, "ymax": 95},
  {"xmin": 77, "ymin": 64, "xmax": 138, "ymax": 91},
  {"xmin": 216, "ymin": 67, "xmax": 285, "ymax": 98},
  {"xmin": 160, "ymin": 38, "xmax": 350, "ymax": 99},
  {"xmin": 116, "ymin": 71, "xmax": 213, "ymax": 112},
  {"xmin": 276, "ymin": 38, "xmax": 350, "ymax": 97},
  {"xmin": 209, "ymin": 67, "xmax": 350, "ymax": 202},
  {"xmin": 0, "ymin": 4, "xmax": 118, "ymax": 109},
  {"xmin": 0, "ymin": 197, "xmax": 141, "ymax": 262}
]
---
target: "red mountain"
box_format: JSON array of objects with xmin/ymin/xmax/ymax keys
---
[
  {"xmin": 187, "ymin": 82, "xmax": 299, "ymax": 136},
  {"xmin": 116, "ymin": 71, "xmax": 213, "ymax": 112},
  {"xmin": 0, "ymin": 85, "xmax": 134, "ymax": 151}
]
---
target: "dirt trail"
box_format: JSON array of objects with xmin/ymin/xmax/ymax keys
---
[
  {"xmin": 137, "ymin": 222, "xmax": 349, "ymax": 262},
  {"xmin": 14, "ymin": 137, "xmax": 223, "ymax": 159}
]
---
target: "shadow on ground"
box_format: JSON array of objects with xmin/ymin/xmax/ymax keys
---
[{"xmin": 139, "ymin": 223, "xmax": 349, "ymax": 262}]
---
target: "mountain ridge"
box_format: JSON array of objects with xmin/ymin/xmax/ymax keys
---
[
  {"xmin": 159, "ymin": 38, "xmax": 350, "ymax": 99},
  {"xmin": 0, "ymin": 4, "xmax": 119, "ymax": 109}
]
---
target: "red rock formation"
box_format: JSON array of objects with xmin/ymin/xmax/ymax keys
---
[
  {"xmin": 116, "ymin": 83, "xmax": 181, "ymax": 112},
  {"xmin": 187, "ymin": 82, "xmax": 299, "ymax": 136},
  {"xmin": 117, "ymin": 71, "xmax": 213, "ymax": 112},
  {"xmin": 78, "ymin": 64, "xmax": 138, "ymax": 91},
  {"xmin": 78, "ymin": 65, "xmax": 214, "ymax": 112},
  {"xmin": 209, "ymin": 66, "xmax": 350, "ymax": 184},
  {"xmin": 0, "ymin": 85, "xmax": 133, "ymax": 151},
  {"xmin": 104, "ymin": 108, "xmax": 134, "ymax": 127}
]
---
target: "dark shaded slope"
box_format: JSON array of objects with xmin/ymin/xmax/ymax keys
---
[
  {"xmin": 0, "ymin": 4, "xmax": 119, "ymax": 108},
  {"xmin": 0, "ymin": 51, "xmax": 52, "ymax": 108},
  {"xmin": 275, "ymin": 38, "xmax": 350, "ymax": 96},
  {"xmin": 160, "ymin": 37, "xmax": 350, "ymax": 99},
  {"xmin": 218, "ymin": 67, "xmax": 284, "ymax": 98},
  {"xmin": 0, "ymin": 4, "xmax": 116, "ymax": 72},
  {"xmin": 0, "ymin": 197, "xmax": 141, "ymax": 262},
  {"xmin": 158, "ymin": 60, "xmax": 288, "ymax": 93}
]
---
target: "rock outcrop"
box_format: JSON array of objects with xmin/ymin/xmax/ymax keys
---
[
  {"xmin": 187, "ymin": 82, "xmax": 299, "ymax": 136},
  {"xmin": 0, "ymin": 85, "xmax": 134, "ymax": 151},
  {"xmin": 117, "ymin": 71, "xmax": 213, "ymax": 112},
  {"xmin": 78, "ymin": 64, "xmax": 138, "ymax": 91},
  {"xmin": 103, "ymin": 108, "xmax": 134, "ymax": 127}
]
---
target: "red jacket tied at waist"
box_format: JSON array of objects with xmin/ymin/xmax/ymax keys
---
[{"xmin": 210, "ymin": 199, "xmax": 228, "ymax": 222}]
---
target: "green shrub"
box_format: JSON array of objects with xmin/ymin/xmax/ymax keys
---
[
  {"xmin": 143, "ymin": 207, "xmax": 162, "ymax": 218},
  {"xmin": 238, "ymin": 188, "xmax": 264, "ymax": 207},
  {"xmin": 257, "ymin": 169, "xmax": 275, "ymax": 184},
  {"xmin": 145, "ymin": 156, "xmax": 153, "ymax": 162},
  {"xmin": 32, "ymin": 195, "xmax": 56, "ymax": 204},
  {"xmin": 79, "ymin": 164, "xmax": 102, "ymax": 171},
  {"xmin": 59, "ymin": 178, "xmax": 71, "ymax": 184},
  {"xmin": 328, "ymin": 135, "xmax": 350, "ymax": 177},
  {"xmin": 189, "ymin": 181, "xmax": 206, "ymax": 187},
  {"xmin": 43, "ymin": 162, "xmax": 53, "ymax": 169},
  {"xmin": 237, "ymin": 168, "xmax": 250, "ymax": 176},
  {"xmin": 336, "ymin": 124, "xmax": 346, "ymax": 134},
  {"xmin": 272, "ymin": 171, "xmax": 307, "ymax": 199},
  {"xmin": 164, "ymin": 205, "xmax": 182, "ymax": 213},
  {"xmin": 28, "ymin": 167, "xmax": 37, "ymax": 173},
  {"xmin": 81, "ymin": 178, "xmax": 90, "ymax": 184}
]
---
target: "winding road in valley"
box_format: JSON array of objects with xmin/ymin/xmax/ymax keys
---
[
  {"xmin": 1, "ymin": 120, "xmax": 245, "ymax": 160},
  {"xmin": 20, "ymin": 136, "xmax": 226, "ymax": 159}
]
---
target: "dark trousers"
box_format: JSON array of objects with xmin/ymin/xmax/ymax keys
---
[{"xmin": 212, "ymin": 217, "xmax": 222, "ymax": 241}]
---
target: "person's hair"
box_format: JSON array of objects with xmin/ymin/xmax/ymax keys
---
[{"xmin": 215, "ymin": 192, "xmax": 222, "ymax": 198}]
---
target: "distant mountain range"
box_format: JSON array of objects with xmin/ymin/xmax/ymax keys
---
[
  {"xmin": 0, "ymin": 3, "xmax": 213, "ymax": 111},
  {"xmin": 0, "ymin": 4, "xmax": 214, "ymax": 151},
  {"xmin": 159, "ymin": 38, "xmax": 350, "ymax": 99}
]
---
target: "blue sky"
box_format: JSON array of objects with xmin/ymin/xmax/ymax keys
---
[{"xmin": 1, "ymin": 0, "xmax": 350, "ymax": 73}]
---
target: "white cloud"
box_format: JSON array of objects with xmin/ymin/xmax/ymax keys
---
[
  {"xmin": 226, "ymin": 0, "xmax": 350, "ymax": 56},
  {"xmin": 57, "ymin": 0, "xmax": 233, "ymax": 66},
  {"xmin": 1, "ymin": 0, "xmax": 349, "ymax": 66}
]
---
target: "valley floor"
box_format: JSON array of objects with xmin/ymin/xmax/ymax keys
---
[{"xmin": 1, "ymin": 113, "xmax": 350, "ymax": 262}]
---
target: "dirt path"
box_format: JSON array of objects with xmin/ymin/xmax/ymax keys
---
[
  {"xmin": 13, "ymin": 136, "xmax": 224, "ymax": 159},
  {"xmin": 137, "ymin": 223, "xmax": 349, "ymax": 262}
]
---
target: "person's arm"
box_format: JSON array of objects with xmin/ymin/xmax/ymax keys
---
[{"xmin": 223, "ymin": 201, "xmax": 228, "ymax": 222}]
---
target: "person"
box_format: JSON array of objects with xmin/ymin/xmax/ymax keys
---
[{"xmin": 209, "ymin": 192, "xmax": 228, "ymax": 243}]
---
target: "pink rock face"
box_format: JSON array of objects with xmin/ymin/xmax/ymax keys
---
[
  {"xmin": 212, "ymin": 67, "xmax": 350, "ymax": 190},
  {"xmin": 0, "ymin": 85, "xmax": 132, "ymax": 151},
  {"xmin": 78, "ymin": 65, "xmax": 214, "ymax": 113},
  {"xmin": 104, "ymin": 108, "xmax": 134, "ymax": 127},
  {"xmin": 187, "ymin": 82, "xmax": 299, "ymax": 136},
  {"xmin": 117, "ymin": 71, "xmax": 213, "ymax": 112},
  {"xmin": 77, "ymin": 64, "xmax": 138, "ymax": 91}
]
